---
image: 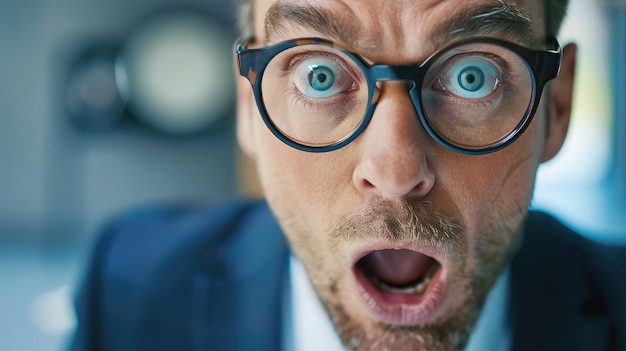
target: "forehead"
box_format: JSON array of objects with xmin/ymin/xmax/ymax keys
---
[{"xmin": 251, "ymin": 0, "xmax": 543, "ymax": 61}]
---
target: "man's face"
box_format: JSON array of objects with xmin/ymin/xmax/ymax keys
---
[{"xmin": 237, "ymin": 0, "xmax": 571, "ymax": 350}]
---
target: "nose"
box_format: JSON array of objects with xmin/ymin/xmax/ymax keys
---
[{"xmin": 353, "ymin": 82, "xmax": 435, "ymax": 199}]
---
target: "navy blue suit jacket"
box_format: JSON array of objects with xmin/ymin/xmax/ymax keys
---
[{"xmin": 70, "ymin": 201, "xmax": 626, "ymax": 350}]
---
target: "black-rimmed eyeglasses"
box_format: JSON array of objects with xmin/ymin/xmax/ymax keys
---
[{"xmin": 236, "ymin": 37, "xmax": 562, "ymax": 155}]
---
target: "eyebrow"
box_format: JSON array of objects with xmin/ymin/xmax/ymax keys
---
[
  {"xmin": 264, "ymin": 1, "xmax": 534, "ymax": 49},
  {"xmin": 265, "ymin": 1, "xmax": 360, "ymax": 45}
]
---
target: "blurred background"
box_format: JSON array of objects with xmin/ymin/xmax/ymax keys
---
[{"xmin": 0, "ymin": 0, "xmax": 624, "ymax": 350}]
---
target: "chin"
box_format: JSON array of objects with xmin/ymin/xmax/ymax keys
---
[{"xmin": 289, "ymin": 199, "xmax": 514, "ymax": 351}]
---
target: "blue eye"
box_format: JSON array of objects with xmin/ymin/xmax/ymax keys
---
[
  {"xmin": 438, "ymin": 57, "xmax": 500, "ymax": 99},
  {"xmin": 294, "ymin": 57, "xmax": 354, "ymax": 98}
]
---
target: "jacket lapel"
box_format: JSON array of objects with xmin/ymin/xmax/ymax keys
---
[
  {"xmin": 198, "ymin": 202, "xmax": 289, "ymax": 351},
  {"xmin": 509, "ymin": 211, "xmax": 615, "ymax": 351}
]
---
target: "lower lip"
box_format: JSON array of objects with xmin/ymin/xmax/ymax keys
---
[{"xmin": 352, "ymin": 262, "xmax": 447, "ymax": 326}]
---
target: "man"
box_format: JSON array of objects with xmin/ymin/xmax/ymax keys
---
[{"xmin": 70, "ymin": 0, "xmax": 626, "ymax": 350}]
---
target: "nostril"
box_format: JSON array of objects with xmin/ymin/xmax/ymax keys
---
[
  {"xmin": 411, "ymin": 174, "xmax": 435, "ymax": 197},
  {"xmin": 354, "ymin": 176, "xmax": 375, "ymax": 194}
]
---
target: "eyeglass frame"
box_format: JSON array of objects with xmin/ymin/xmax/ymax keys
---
[{"xmin": 236, "ymin": 36, "xmax": 562, "ymax": 155}]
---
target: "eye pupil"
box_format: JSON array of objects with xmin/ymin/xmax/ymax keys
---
[
  {"xmin": 458, "ymin": 66, "xmax": 485, "ymax": 92},
  {"xmin": 308, "ymin": 65, "xmax": 335, "ymax": 91}
]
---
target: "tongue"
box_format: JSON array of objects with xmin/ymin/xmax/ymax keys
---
[{"xmin": 358, "ymin": 249, "xmax": 435, "ymax": 287}]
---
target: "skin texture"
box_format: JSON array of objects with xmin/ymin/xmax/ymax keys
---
[{"xmin": 236, "ymin": 0, "xmax": 577, "ymax": 349}]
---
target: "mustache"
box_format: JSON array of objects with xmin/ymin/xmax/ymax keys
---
[{"xmin": 333, "ymin": 199, "xmax": 465, "ymax": 253}]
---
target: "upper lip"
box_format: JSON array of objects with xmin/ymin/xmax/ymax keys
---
[{"xmin": 351, "ymin": 242, "xmax": 449, "ymax": 269}]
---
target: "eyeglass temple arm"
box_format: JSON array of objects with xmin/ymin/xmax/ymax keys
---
[
  {"xmin": 235, "ymin": 38, "xmax": 260, "ymax": 85},
  {"xmin": 530, "ymin": 37, "xmax": 563, "ymax": 84}
]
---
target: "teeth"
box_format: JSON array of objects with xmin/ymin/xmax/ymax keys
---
[{"xmin": 371, "ymin": 262, "xmax": 439, "ymax": 295}]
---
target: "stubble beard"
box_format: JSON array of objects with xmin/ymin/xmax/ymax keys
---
[{"xmin": 282, "ymin": 198, "xmax": 522, "ymax": 351}]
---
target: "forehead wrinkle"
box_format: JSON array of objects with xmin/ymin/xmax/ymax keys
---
[{"xmin": 438, "ymin": 0, "xmax": 534, "ymax": 46}]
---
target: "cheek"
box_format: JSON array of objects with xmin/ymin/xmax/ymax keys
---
[
  {"xmin": 252, "ymin": 114, "xmax": 356, "ymax": 230},
  {"xmin": 253, "ymin": 127, "xmax": 356, "ymax": 284},
  {"xmin": 436, "ymin": 119, "xmax": 545, "ymax": 232}
]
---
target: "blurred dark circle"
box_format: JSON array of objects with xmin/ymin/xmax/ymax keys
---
[{"xmin": 65, "ymin": 48, "xmax": 126, "ymax": 132}]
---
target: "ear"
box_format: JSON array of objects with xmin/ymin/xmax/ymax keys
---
[
  {"xmin": 235, "ymin": 58, "xmax": 257, "ymax": 158},
  {"xmin": 541, "ymin": 43, "xmax": 577, "ymax": 163}
]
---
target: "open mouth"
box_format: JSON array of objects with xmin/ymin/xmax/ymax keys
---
[{"xmin": 352, "ymin": 248, "xmax": 447, "ymax": 325}]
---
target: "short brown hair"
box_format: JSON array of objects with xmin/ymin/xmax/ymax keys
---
[{"xmin": 544, "ymin": 0, "xmax": 570, "ymax": 36}]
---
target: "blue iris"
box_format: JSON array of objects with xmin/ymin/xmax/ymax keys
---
[
  {"xmin": 308, "ymin": 66, "xmax": 335, "ymax": 92},
  {"xmin": 458, "ymin": 66, "xmax": 485, "ymax": 92}
]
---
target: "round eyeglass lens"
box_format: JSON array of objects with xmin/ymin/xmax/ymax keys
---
[
  {"xmin": 420, "ymin": 42, "xmax": 534, "ymax": 149},
  {"xmin": 260, "ymin": 44, "xmax": 369, "ymax": 147}
]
